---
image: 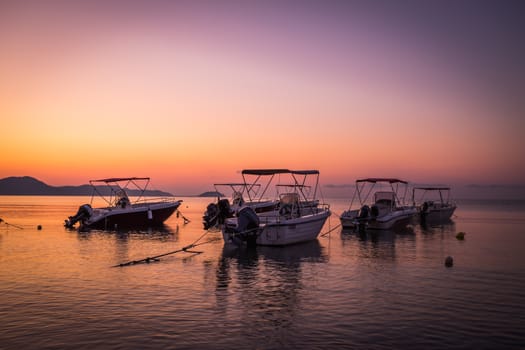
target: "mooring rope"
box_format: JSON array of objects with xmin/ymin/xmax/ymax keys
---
[
  {"xmin": 0, "ymin": 218, "xmax": 24, "ymax": 230},
  {"xmin": 176, "ymin": 210, "xmax": 191, "ymax": 224},
  {"xmin": 329, "ymin": 210, "xmax": 342, "ymax": 219},
  {"xmin": 320, "ymin": 223, "xmax": 341, "ymax": 237},
  {"xmin": 112, "ymin": 229, "xmax": 219, "ymax": 267}
]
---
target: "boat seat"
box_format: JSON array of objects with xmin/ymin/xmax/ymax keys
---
[
  {"xmin": 280, "ymin": 192, "xmax": 299, "ymax": 205},
  {"xmin": 375, "ymin": 199, "xmax": 393, "ymax": 207},
  {"xmin": 374, "ymin": 191, "xmax": 396, "ymax": 208},
  {"xmin": 279, "ymin": 193, "xmax": 300, "ymax": 218}
]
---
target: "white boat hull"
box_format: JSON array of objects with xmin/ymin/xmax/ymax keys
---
[
  {"xmin": 340, "ymin": 208, "xmax": 416, "ymax": 230},
  {"xmin": 223, "ymin": 209, "xmax": 331, "ymax": 246},
  {"xmin": 340, "ymin": 209, "xmax": 360, "ymax": 228},
  {"xmin": 366, "ymin": 208, "xmax": 417, "ymax": 230},
  {"xmin": 420, "ymin": 205, "xmax": 456, "ymax": 222}
]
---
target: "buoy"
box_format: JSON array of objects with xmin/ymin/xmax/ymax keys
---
[
  {"xmin": 37, "ymin": 225, "xmax": 42, "ymax": 230},
  {"xmin": 445, "ymin": 256, "xmax": 454, "ymax": 267},
  {"xmin": 456, "ymin": 232, "xmax": 465, "ymax": 240}
]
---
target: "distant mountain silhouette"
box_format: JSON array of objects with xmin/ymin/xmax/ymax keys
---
[
  {"xmin": 0, "ymin": 176, "xmax": 173, "ymax": 196},
  {"xmin": 198, "ymin": 191, "xmax": 224, "ymax": 197}
]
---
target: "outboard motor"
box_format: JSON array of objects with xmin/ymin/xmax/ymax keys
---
[
  {"xmin": 65, "ymin": 204, "xmax": 93, "ymax": 228},
  {"xmin": 370, "ymin": 205, "xmax": 379, "ymax": 218},
  {"xmin": 203, "ymin": 202, "xmax": 219, "ymax": 230},
  {"xmin": 420, "ymin": 201, "xmax": 430, "ymax": 222},
  {"xmin": 236, "ymin": 206, "xmax": 260, "ymax": 248},
  {"xmin": 358, "ymin": 205, "xmax": 370, "ymax": 219},
  {"xmin": 203, "ymin": 199, "xmax": 234, "ymax": 230},
  {"xmin": 357, "ymin": 205, "xmax": 370, "ymax": 233},
  {"xmin": 217, "ymin": 199, "xmax": 233, "ymax": 225}
]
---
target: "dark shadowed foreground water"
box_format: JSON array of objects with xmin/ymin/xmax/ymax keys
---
[{"xmin": 1, "ymin": 196, "xmax": 524, "ymax": 349}]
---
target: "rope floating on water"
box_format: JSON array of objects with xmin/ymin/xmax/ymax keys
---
[
  {"xmin": 113, "ymin": 230, "xmax": 218, "ymax": 267},
  {"xmin": 320, "ymin": 224, "xmax": 341, "ymax": 237},
  {"xmin": 0, "ymin": 218, "xmax": 24, "ymax": 230}
]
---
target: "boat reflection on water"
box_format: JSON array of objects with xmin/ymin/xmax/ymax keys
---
[
  {"xmin": 75, "ymin": 223, "xmax": 180, "ymax": 240},
  {"xmin": 219, "ymin": 239, "xmax": 327, "ymax": 265},
  {"xmin": 341, "ymin": 225, "xmax": 417, "ymax": 262},
  {"xmin": 214, "ymin": 240, "xmax": 328, "ymax": 332},
  {"xmin": 74, "ymin": 224, "xmax": 181, "ymax": 266},
  {"xmin": 341, "ymin": 225, "xmax": 415, "ymax": 242},
  {"xmin": 419, "ymin": 218, "xmax": 456, "ymax": 234}
]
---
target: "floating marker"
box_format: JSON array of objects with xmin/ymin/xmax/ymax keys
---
[{"xmin": 456, "ymin": 232, "xmax": 465, "ymax": 240}]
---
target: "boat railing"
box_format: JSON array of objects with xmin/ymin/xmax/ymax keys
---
[{"xmin": 256, "ymin": 203, "xmax": 329, "ymax": 225}]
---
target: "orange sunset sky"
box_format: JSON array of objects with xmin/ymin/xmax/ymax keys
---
[{"xmin": 1, "ymin": 0, "xmax": 524, "ymax": 195}]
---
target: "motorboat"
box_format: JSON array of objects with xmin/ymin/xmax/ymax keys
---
[
  {"xmin": 202, "ymin": 182, "xmax": 278, "ymax": 229},
  {"xmin": 412, "ymin": 186, "xmax": 457, "ymax": 222},
  {"xmin": 219, "ymin": 169, "xmax": 331, "ymax": 246},
  {"xmin": 340, "ymin": 178, "xmax": 417, "ymax": 230},
  {"xmin": 64, "ymin": 177, "xmax": 182, "ymax": 230}
]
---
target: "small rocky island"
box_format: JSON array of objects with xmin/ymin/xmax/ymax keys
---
[{"xmin": 198, "ymin": 191, "xmax": 224, "ymax": 197}]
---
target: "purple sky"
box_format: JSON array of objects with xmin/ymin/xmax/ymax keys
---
[{"xmin": 1, "ymin": 0, "xmax": 524, "ymax": 194}]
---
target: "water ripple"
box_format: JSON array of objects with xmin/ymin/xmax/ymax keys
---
[{"xmin": 1, "ymin": 197, "xmax": 524, "ymax": 349}]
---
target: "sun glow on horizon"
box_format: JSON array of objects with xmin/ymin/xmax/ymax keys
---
[{"xmin": 1, "ymin": 1, "xmax": 524, "ymax": 193}]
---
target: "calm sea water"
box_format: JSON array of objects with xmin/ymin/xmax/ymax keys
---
[{"xmin": 1, "ymin": 196, "xmax": 524, "ymax": 349}]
